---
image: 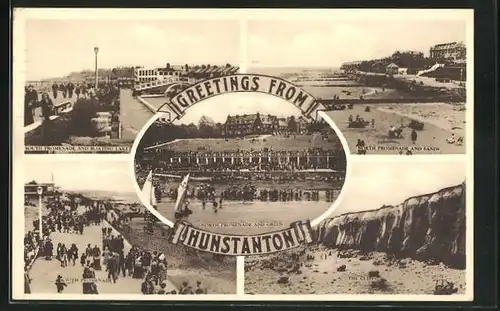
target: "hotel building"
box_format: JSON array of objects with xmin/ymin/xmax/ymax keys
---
[
  {"xmin": 429, "ymin": 41, "xmax": 466, "ymax": 63},
  {"xmin": 134, "ymin": 64, "xmax": 240, "ymax": 85}
]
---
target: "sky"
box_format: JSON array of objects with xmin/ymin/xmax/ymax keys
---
[
  {"xmin": 332, "ymin": 159, "xmax": 466, "ymax": 216},
  {"xmin": 24, "ymin": 19, "xmax": 241, "ymax": 81},
  {"xmin": 23, "ymin": 17, "xmax": 467, "ymax": 80},
  {"xmin": 172, "ymin": 92, "xmax": 303, "ymax": 125},
  {"xmin": 247, "ymin": 20, "xmax": 466, "ymax": 67},
  {"xmin": 24, "ymin": 158, "xmax": 136, "ymax": 194}
]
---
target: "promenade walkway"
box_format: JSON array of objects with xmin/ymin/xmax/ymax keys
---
[
  {"xmin": 28, "ymin": 220, "xmax": 176, "ymax": 294},
  {"xmin": 119, "ymin": 89, "xmax": 153, "ymax": 140}
]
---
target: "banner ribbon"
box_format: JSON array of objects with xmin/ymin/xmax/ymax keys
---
[{"xmin": 169, "ymin": 220, "xmax": 314, "ymax": 256}]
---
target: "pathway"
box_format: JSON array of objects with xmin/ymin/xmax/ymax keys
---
[
  {"xmin": 28, "ymin": 220, "xmax": 176, "ymax": 294},
  {"xmin": 119, "ymin": 89, "xmax": 154, "ymax": 141}
]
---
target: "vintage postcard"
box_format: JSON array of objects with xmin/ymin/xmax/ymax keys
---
[{"xmin": 12, "ymin": 8, "xmax": 473, "ymax": 302}]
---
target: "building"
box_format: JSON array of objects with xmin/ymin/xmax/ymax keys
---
[
  {"xmin": 398, "ymin": 67, "xmax": 409, "ymax": 75},
  {"xmin": 277, "ymin": 118, "xmax": 288, "ymax": 133},
  {"xmin": 134, "ymin": 64, "xmax": 240, "ymax": 85},
  {"xmin": 221, "ymin": 113, "xmax": 310, "ymax": 137},
  {"xmin": 134, "ymin": 66, "xmax": 183, "ymax": 83},
  {"xmin": 25, "ymin": 181, "xmax": 55, "ymax": 199},
  {"xmin": 295, "ymin": 116, "xmax": 309, "ymax": 134},
  {"xmin": 386, "ymin": 63, "xmax": 399, "ymax": 75},
  {"xmin": 222, "ymin": 113, "xmax": 278, "ymax": 137},
  {"xmin": 402, "ymin": 50, "xmax": 424, "ymax": 57},
  {"xmin": 429, "ymin": 41, "xmax": 466, "ymax": 62}
]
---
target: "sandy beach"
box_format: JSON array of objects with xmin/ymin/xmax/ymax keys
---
[
  {"xmin": 245, "ymin": 246, "xmax": 466, "ymax": 295},
  {"xmin": 324, "ymin": 103, "xmax": 466, "ymax": 154},
  {"xmin": 377, "ymin": 103, "xmax": 466, "ymax": 136}
]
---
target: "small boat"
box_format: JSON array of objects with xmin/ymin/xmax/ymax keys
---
[
  {"xmin": 141, "ymin": 171, "xmax": 157, "ymax": 209},
  {"xmin": 174, "ymin": 174, "xmax": 192, "ymax": 219}
]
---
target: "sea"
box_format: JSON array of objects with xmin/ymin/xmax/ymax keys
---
[{"xmin": 155, "ymin": 198, "xmax": 336, "ymax": 235}]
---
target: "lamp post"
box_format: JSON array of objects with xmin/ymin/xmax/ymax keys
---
[
  {"xmin": 36, "ymin": 186, "xmax": 43, "ymax": 239},
  {"xmin": 94, "ymin": 47, "xmax": 99, "ymax": 90}
]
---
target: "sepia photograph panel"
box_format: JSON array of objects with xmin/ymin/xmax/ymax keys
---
[
  {"xmin": 133, "ymin": 92, "xmax": 347, "ymax": 236},
  {"xmin": 245, "ymin": 160, "xmax": 468, "ymax": 296},
  {"xmin": 247, "ymin": 19, "xmax": 468, "ymax": 155},
  {"xmin": 23, "ymin": 159, "xmax": 236, "ymax": 296},
  {"xmin": 22, "ymin": 17, "xmax": 241, "ymax": 154}
]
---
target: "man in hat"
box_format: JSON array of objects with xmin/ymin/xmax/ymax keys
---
[
  {"xmin": 24, "ymin": 85, "xmax": 38, "ymax": 126},
  {"xmin": 51, "ymin": 82, "xmax": 59, "ymax": 99},
  {"xmin": 106, "ymin": 252, "xmax": 118, "ymax": 283}
]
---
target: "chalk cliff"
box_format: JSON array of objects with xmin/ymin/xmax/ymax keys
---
[{"xmin": 313, "ymin": 182, "xmax": 466, "ymax": 269}]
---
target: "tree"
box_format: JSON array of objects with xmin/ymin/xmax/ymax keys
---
[
  {"xmin": 391, "ymin": 51, "xmax": 402, "ymax": 61},
  {"xmin": 287, "ymin": 116, "xmax": 297, "ymax": 133},
  {"xmin": 69, "ymin": 98, "xmax": 101, "ymax": 137}
]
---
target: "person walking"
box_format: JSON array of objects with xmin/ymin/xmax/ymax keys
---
[
  {"xmin": 59, "ymin": 83, "xmax": 66, "ymax": 98},
  {"xmin": 67, "ymin": 82, "xmax": 75, "ymax": 99},
  {"xmin": 39, "ymin": 93, "xmax": 54, "ymax": 121},
  {"xmin": 411, "ymin": 129, "xmax": 418, "ymax": 144},
  {"xmin": 75, "ymin": 84, "xmax": 81, "ymax": 99},
  {"xmin": 55, "ymin": 275, "xmax": 67, "ymax": 293},
  {"xmin": 52, "ymin": 83, "xmax": 59, "ymax": 99},
  {"xmin": 24, "ymin": 85, "xmax": 38, "ymax": 126},
  {"xmin": 106, "ymin": 253, "xmax": 118, "ymax": 283}
]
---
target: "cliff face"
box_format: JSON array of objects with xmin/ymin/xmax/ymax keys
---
[{"xmin": 314, "ymin": 182, "xmax": 466, "ymax": 269}]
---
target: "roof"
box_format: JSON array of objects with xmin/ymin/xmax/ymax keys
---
[
  {"xmin": 221, "ymin": 66, "xmax": 239, "ymax": 75},
  {"xmin": 259, "ymin": 114, "xmax": 277, "ymax": 125},
  {"xmin": 226, "ymin": 114, "xmax": 258, "ymax": 125},
  {"xmin": 226, "ymin": 113, "xmax": 276, "ymax": 125},
  {"xmin": 277, "ymin": 118, "xmax": 288, "ymax": 127},
  {"xmin": 229, "ymin": 66, "xmax": 239, "ymax": 74},
  {"xmin": 25, "ymin": 182, "xmax": 55, "ymax": 186},
  {"xmin": 386, "ymin": 63, "xmax": 399, "ymax": 68}
]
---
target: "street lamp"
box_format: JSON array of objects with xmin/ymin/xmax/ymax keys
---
[
  {"xmin": 94, "ymin": 47, "xmax": 99, "ymax": 90},
  {"xmin": 36, "ymin": 186, "xmax": 43, "ymax": 239}
]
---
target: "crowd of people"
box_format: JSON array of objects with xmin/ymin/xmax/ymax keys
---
[
  {"xmin": 24, "ymin": 81, "xmax": 120, "ymax": 127},
  {"xmin": 25, "ymin": 193, "xmax": 210, "ymax": 295},
  {"xmin": 164, "ymin": 148, "xmax": 341, "ymax": 159},
  {"xmin": 24, "ymin": 230, "xmax": 40, "ymax": 271},
  {"xmin": 161, "ymin": 181, "xmax": 338, "ymax": 203},
  {"xmin": 150, "ymin": 147, "xmax": 344, "ymax": 172}
]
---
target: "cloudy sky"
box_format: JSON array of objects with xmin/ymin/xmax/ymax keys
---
[
  {"xmin": 332, "ymin": 158, "xmax": 466, "ymax": 216},
  {"xmin": 248, "ymin": 19, "xmax": 466, "ymax": 67},
  {"xmin": 24, "ymin": 19, "xmax": 241, "ymax": 81},
  {"xmin": 24, "ymin": 157, "xmax": 135, "ymax": 194}
]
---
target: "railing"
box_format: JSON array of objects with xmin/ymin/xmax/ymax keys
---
[
  {"xmin": 24, "ymin": 101, "xmax": 74, "ymax": 134},
  {"xmin": 135, "ymin": 78, "xmax": 182, "ymax": 91}
]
